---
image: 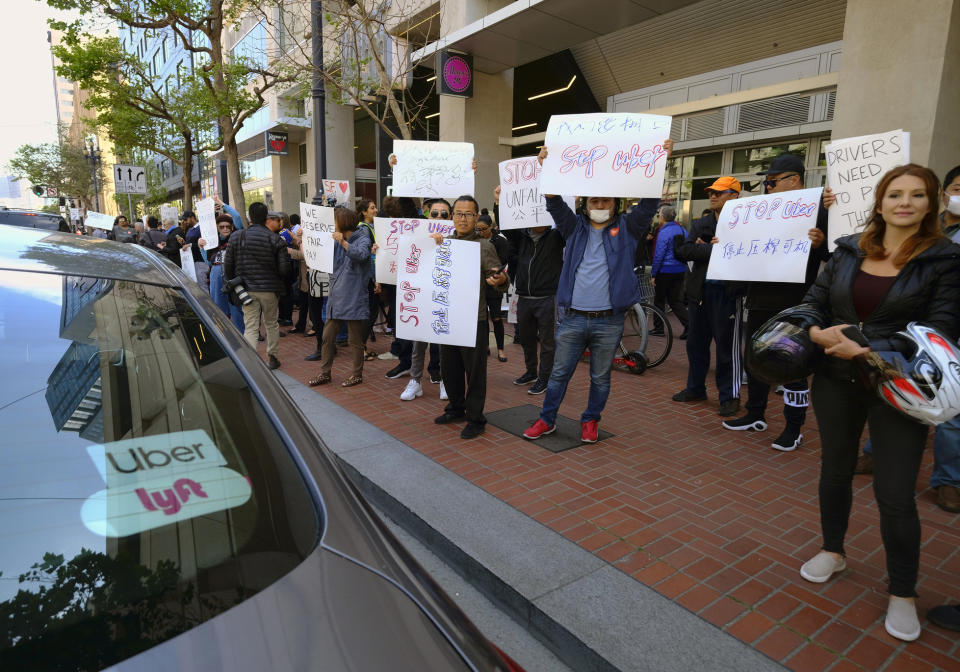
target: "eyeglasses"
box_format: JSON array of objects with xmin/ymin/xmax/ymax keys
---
[
  {"xmin": 707, "ymin": 190, "xmax": 737, "ymax": 196},
  {"xmin": 763, "ymin": 173, "xmax": 799, "ymax": 188},
  {"xmin": 452, "ymin": 212, "xmax": 476, "ymax": 220},
  {"xmin": 430, "ymin": 210, "xmax": 449, "ymax": 219}
]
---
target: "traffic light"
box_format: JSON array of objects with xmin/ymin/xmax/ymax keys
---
[{"xmin": 31, "ymin": 185, "xmax": 44, "ymax": 197}]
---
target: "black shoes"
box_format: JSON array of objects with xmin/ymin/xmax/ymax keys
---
[
  {"xmin": 461, "ymin": 422, "xmax": 485, "ymax": 439},
  {"xmin": 514, "ymin": 372, "xmax": 537, "ymax": 385},
  {"xmin": 429, "ymin": 372, "xmax": 442, "ymax": 384},
  {"xmin": 928, "ymin": 604, "xmax": 960, "ymax": 632},
  {"xmin": 672, "ymin": 389, "xmax": 706, "ymax": 402},
  {"xmin": 304, "ymin": 351, "xmax": 322, "ymax": 361},
  {"xmin": 718, "ymin": 399, "xmax": 741, "ymax": 417},
  {"xmin": 528, "ymin": 380, "xmax": 547, "ymax": 395},
  {"xmin": 268, "ymin": 355, "xmax": 281, "ymax": 370},
  {"xmin": 722, "ymin": 414, "xmax": 768, "ymax": 431},
  {"xmin": 385, "ymin": 364, "xmax": 411, "ymax": 379},
  {"xmin": 434, "ymin": 412, "xmax": 466, "ymax": 425},
  {"xmin": 772, "ymin": 427, "xmax": 803, "ymax": 452}
]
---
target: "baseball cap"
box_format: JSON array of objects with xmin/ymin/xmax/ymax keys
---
[
  {"xmin": 705, "ymin": 177, "xmax": 742, "ymax": 194},
  {"xmin": 756, "ymin": 154, "xmax": 805, "ymax": 176},
  {"xmin": 266, "ymin": 211, "xmax": 284, "ymax": 220},
  {"xmin": 180, "ymin": 210, "xmax": 196, "ymax": 220}
]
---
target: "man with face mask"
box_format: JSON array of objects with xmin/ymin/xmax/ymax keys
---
[
  {"xmin": 940, "ymin": 165, "xmax": 960, "ymax": 241},
  {"xmin": 523, "ymin": 140, "xmax": 672, "ymax": 443}
]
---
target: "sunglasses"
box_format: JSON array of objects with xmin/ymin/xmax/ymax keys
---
[
  {"xmin": 430, "ymin": 210, "xmax": 449, "ymax": 219},
  {"xmin": 763, "ymin": 173, "xmax": 799, "ymax": 188}
]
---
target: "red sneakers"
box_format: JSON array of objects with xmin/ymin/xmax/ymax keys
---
[
  {"xmin": 581, "ymin": 420, "xmax": 599, "ymax": 443},
  {"xmin": 522, "ymin": 419, "xmax": 556, "ymax": 440}
]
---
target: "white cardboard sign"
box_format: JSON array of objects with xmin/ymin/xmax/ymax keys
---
[
  {"xmin": 395, "ymin": 237, "xmax": 480, "ymax": 347},
  {"xmin": 160, "ymin": 205, "xmax": 179, "ymax": 225},
  {"xmin": 84, "ymin": 211, "xmax": 115, "ymax": 230},
  {"xmin": 321, "ymin": 179, "xmax": 351, "ymax": 206},
  {"xmin": 299, "ymin": 202, "xmax": 336, "ymax": 273},
  {"xmin": 196, "ymin": 197, "xmax": 218, "ymax": 251},
  {"xmin": 180, "ymin": 248, "xmax": 198, "ymax": 282},
  {"xmin": 540, "ymin": 113, "xmax": 672, "ymax": 198},
  {"xmin": 825, "ymin": 129, "xmax": 910, "ymax": 250},
  {"xmin": 373, "ymin": 217, "xmax": 455, "ymax": 285},
  {"xmin": 392, "ymin": 140, "xmax": 475, "ymax": 198},
  {"xmin": 497, "ymin": 156, "xmax": 575, "ymax": 230},
  {"xmin": 706, "ymin": 187, "xmax": 823, "ymax": 283}
]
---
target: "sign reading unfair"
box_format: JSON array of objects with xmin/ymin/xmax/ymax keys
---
[
  {"xmin": 825, "ymin": 130, "xmax": 909, "ymax": 250},
  {"xmin": 706, "ymin": 187, "xmax": 823, "ymax": 283},
  {"xmin": 539, "ymin": 113, "xmax": 672, "ymax": 198},
  {"xmin": 373, "ymin": 217, "xmax": 454, "ymax": 285},
  {"xmin": 299, "ymin": 202, "xmax": 336, "ymax": 273},
  {"xmin": 395, "ymin": 237, "xmax": 480, "ymax": 347},
  {"xmin": 391, "ymin": 140, "xmax": 475, "ymax": 198},
  {"xmin": 497, "ymin": 156, "xmax": 575, "ymax": 230}
]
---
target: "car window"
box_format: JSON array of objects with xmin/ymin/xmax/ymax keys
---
[
  {"xmin": 0, "ymin": 212, "xmax": 58, "ymax": 230},
  {"xmin": 0, "ymin": 271, "xmax": 320, "ymax": 669}
]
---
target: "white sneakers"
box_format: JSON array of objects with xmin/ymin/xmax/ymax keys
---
[
  {"xmin": 885, "ymin": 597, "xmax": 921, "ymax": 641},
  {"xmin": 440, "ymin": 382, "xmax": 448, "ymax": 400},
  {"xmin": 799, "ymin": 551, "xmax": 846, "ymax": 583},
  {"xmin": 400, "ymin": 379, "xmax": 422, "ymax": 401}
]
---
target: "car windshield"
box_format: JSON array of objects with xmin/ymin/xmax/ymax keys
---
[{"xmin": 0, "ymin": 271, "xmax": 320, "ymax": 669}]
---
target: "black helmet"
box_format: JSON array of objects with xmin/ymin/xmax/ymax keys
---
[{"xmin": 748, "ymin": 304, "xmax": 822, "ymax": 385}]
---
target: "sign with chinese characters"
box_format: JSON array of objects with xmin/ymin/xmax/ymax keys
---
[
  {"xmin": 437, "ymin": 50, "xmax": 473, "ymax": 98},
  {"xmin": 539, "ymin": 113, "xmax": 672, "ymax": 198},
  {"xmin": 497, "ymin": 156, "xmax": 576, "ymax": 230},
  {"xmin": 373, "ymin": 217, "xmax": 454, "ymax": 284},
  {"xmin": 195, "ymin": 197, "xmax": 218, "ymax": 251},
  {"xmin": 84, "ymin": 210, "xmax": 115, "ymax": 230},
  {"xmin": 395, "ymin": 237, "xmax": 480, "ymax": 347},
  {"xmin": 391, "ymin": 140, "xmax": 474, "ymax": 198},
  {"xmin": 321, "ymin": 179, "xmax": 351, "ymax": 206},
  {"xmin": 265, "ymin": 130, "xmax": 289, "ymax": 156},
  {"xmin": 299, "ymin": 202, "xmax": 336, "ymax": 272},
  {"xmin": 706, "ymin": 187, "xmax": 823, "ymax": 283},
  {"xmin": 825, "ymin": 129, "xmax": 909, "ymax": 251}
]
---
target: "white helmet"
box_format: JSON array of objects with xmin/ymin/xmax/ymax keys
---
[{"xmin": 865, "ymin": 323, "xmax": 960, "ymax": 425}]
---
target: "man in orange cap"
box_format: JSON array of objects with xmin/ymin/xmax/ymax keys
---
[{"xmin": 672, "ymin": 176, "xmax": 742, "ymax": 416}]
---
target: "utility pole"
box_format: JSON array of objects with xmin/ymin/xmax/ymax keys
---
[{"xmin": 310, "ymin": 0, "xmax": 328, "ymax": 206}]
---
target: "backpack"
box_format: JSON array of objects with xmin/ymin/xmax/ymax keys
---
[{"xmin": 139, "ymin": 229, "xmax": 167, "ymax": 253}]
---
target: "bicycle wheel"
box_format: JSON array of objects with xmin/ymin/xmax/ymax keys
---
[{"xmin": 636, "ymin": 302, "xmax": 673, "ymax": 367}]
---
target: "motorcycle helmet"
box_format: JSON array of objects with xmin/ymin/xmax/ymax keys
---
[
  {"xmin": 748, "ymin": 303, "xmax": 822, "ymax": 385},
  {"xmin": 865, "ymin": 322, "xmax": 960, "ymax": 425}
]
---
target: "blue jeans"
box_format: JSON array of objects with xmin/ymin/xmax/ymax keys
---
[
  {"xmin": 539, "ymin": 311, "xmax": 625, "ymax": 425},
  {"xmin": 864, "ymin": 416, "xmax": 960, "ymax": 487},
  {"xmin": 209, "ymin": 264, "xmax": 245, "ymax": 332}
]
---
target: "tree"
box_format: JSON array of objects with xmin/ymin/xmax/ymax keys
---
[
  {"xmin": 7, "ymin": 129, "xmax": 100, "ymax": 206},
  {"xmin": 48, "ymin": 0, "xmax": 298, "ymax": 218}
]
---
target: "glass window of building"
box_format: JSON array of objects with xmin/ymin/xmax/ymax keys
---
[
  {"xmin": 240, "ymin": 149, "xmax": 271, "ymax": 184},
  {"xmin": 298, "ymin": 144, "xmax": 307, "ymax": 176},
  {"xmin": 231, "ymin": 21, "xmax": 267, "ymax": 71}
]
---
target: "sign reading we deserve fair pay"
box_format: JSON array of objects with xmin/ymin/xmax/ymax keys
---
[
  {"xmin": 706, "ymin": 188, "xmax": 823, "ymax": 283},
  {"xmin": 299, "ymin": 202, "xmax": 336, "ymax": 273},
  {"xmin": 539, "ymin": 113, "xmax": 672, "ymax": 198}
]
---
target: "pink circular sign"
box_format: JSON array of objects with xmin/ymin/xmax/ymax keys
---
[{"xmin": 443, "ymin": 56, "xmax": 472, "ymax": 94}]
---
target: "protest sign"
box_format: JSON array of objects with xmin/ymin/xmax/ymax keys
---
[
  {"xmin": 706, "ymin": 187, "xmax": 823, "ymax": 283},
  {"xmin": 180, "ymin": 248, "xmax": 198, "ymax": 282},
  {"xmin": 825, "ymin": 129, "xmax": 909, "ymax": 250},
  {"xmin": 195, "ymin": 197, "xmax": 218, "ymax": 251},
  {"xmin": 395, "ymin": 237, "xmax": 480, "ymax": 347},
  {"xmin": 392, "ymin": 140, "xmax": 474, "ymax": 198},
  {"xmin": 497, "ymin": 156, "xmax": 575, "ymax": 230},
  {"xmin": 320, "ymin": 179, "xmax": 351, "ymax": 206},
  {"xmin": 160, "ymin": 205, "xmax": 179, "ymax": 225},
  {"xmin": 69, "ymin": 208, "xmax": 80, "ymax": 221},
  {"xmin": 540, "ymin": 113, "xmax": 672, "ymax": 198},
  {"xmin": 373, "ymin": 217, "xmax": 454, "ymax": 285},
  {"xmin": 299, "ymin": 202, "xmax": 335, "ymax": 273},
  {"xmin": 84, "ymin": 211, "xmax": 114, "ymax": 230}
]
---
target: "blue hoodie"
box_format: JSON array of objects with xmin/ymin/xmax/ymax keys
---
[{"xmin": 651, "ymin": 220, "xmax": 688, "ymax": 276}]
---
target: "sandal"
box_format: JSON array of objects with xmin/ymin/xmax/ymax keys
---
[
  {"xmin": 364, "ymin": 350, "xmax": 378, "ymax": 361},
  {"xmin": 308, "ymin": 373, "xmax": 331, "ymax": 387},
  {"xmin": 306, "ymin": 330, "xmax": 317, "ymax": 337},
  {"xmin": 341, "ymin": 375, "xmax": 363, "ymax": 387},
  {"xmin": 498, "ymin": 351, "xmax": 508, "ymax": 362}
]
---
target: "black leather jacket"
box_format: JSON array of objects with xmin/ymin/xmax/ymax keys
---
[
  {"xmin": 675, "ymin": 211, "xmax": 718, "ymax": 303},
  {"xmin": 803, "ymin": 233, "xmax": 960, "ymax": 379}
]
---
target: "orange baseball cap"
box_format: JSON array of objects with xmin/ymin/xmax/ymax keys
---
[{"xmin": 705, "ymin": 177, "xmax": 741, "ymax": 194}]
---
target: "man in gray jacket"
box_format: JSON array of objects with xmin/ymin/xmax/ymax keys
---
[{"xmin": 224, "ymin": 202, "xmax": 291, "ymax": 369}]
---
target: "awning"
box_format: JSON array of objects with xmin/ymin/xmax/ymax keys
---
[
  {"xmin": 411, "ymin": 0, "xmax": 701, "ymax": 74},
  {"xmin": 208, "ymin": 116, "xmax": 312, "ymax": 159}
]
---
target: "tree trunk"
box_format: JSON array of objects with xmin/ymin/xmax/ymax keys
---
[
  {"xmin": 222, "ymin": 129, "xmax": 246, "ymax": 225},
  {"xmin": 181, "ymin": 137, "xmax": 194, "ymax": 210}
]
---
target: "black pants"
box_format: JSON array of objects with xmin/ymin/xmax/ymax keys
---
[
  {"xmin": 684, "ymin": 282, "xmax": 739, "ymax": 403},
  {"xmin": 517, "ymin": 296, "xmax": 556, "ymax": 383},
  {"xmin": 440, "ymin": 321, "xmax": 489, "ymax": 424},
  {"xmin": 308, "ymin": 294, "xmax": 325, "ymax": 351},
  {"xmin": 653, "ymin": 272, "xmax": 688, "ymax": 331},
  {"xmin": 812, "ymin": 374, "xmax": 928, "ymax": 597},
  {"xmin": 382, "ymin": 283, "xmax": 396, "ymax": 331},
  {"xmin": 486, "ymin": 293, "xmax": 505, "ymax": 350},
  {"xmin": 361, "ymin": 279, "xmax": 379, "ymax": 345},
  {"xmin": 743, "ymin": 308, "xmax": 807, "ymax": 427},
  {"xmin": 294, "ymin": 285, "xmax": 310, "ymax": 331}
]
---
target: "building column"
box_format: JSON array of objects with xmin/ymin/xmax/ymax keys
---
[
  {"xmin": 832, "ymin": 0, "xmax": 960, "ymax": 177},
  {"xmin": 302, "ymin": 98, "xmax": 355, "ymax": 208}
]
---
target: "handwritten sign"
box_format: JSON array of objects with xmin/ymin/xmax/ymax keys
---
[
  {"xmin": 180, "ymin": 248, "xmax": 198, "ymax": 282},
  {"xmin": 299, "ymin": 202, "xmax": 335, "ymax": 273},
  {"xmin": 320, "ymin": 179, "xmax": 351, "ymax": 206},
  {"xmin": 160, "ymin": 205, "xmax": 179, "ymax": 225},
  {"xmin": 373, "ymin": 217, "xmax": 454, "ymax": 285},
  {"xmin": 392, "ymin": 140, "xmax": 474, "ymax": 198},
  {"xmin": 395, "ymin": 237, "xmax": 480, "ymax": 347},
  {"xmin": 84, "ymin": 211, "xmax": 115, "ymax": 230},
  {"xmin": 196, "ymin": 197, "xmax": 218, "ymax": 251},
  {"xmin": 706, "ymin": 188, "xmax": 823, "ymax": 283},
  {"xmin": 825, "ymin": 130, "xmax": 909, "ymax": 250},
  {"xmin": 540, "ymin": 113, "xmax": 672, "ymax": 198},
  {"xmin": 497, "ymin": 156, "xmax": 575, "ymax": 230}
]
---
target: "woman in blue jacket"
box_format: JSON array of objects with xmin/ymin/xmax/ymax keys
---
[{"xmin": 649, "ymin": 205, "xmax": 688, "ymax": 338}]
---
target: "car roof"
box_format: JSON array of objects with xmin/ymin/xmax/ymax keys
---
[{"xmin": 0, "ymin": 224, "xmax": 181, "ymax": 287}]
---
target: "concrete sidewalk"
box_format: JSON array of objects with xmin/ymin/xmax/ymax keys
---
[{"xmin": 277, "ymin": 370, "xmax": 784, "ymax": 672}]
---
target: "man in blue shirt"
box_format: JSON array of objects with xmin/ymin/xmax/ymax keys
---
[{"xmin": 523, "ymin": 140, "xmax": 671, "ymax": 443}]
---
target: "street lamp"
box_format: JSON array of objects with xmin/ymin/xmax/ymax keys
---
[
  {"xmin": 83, "ymin": 138, "xmax": 102, "ymax": 212},
  {"xmin": 310, "ymin": 0, "xmax": 328, "ymax": 207}
]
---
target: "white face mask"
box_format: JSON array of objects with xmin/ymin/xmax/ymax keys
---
[
  {"xmin": 947, "ymin": 194, "xmax": 960, "ymax": 216},
  {"xmin": 588, "ymin": 209, "xmax": 610, "ymax": 224}
]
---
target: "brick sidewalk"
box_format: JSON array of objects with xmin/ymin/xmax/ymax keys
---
[{"xmin": 266, "ymin": 315, "xmax": 960, "ymax": 672}]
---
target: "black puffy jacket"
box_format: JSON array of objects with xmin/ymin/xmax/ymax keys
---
[
  {"xmin": 803, "ymin": 233, "xmax": 960, "ymax": 379},
  {"xmin": 503, "ymin": 227, "xmax": 565, "ymax": 298},
  {"xmin": 223, "ymin": 224, "xmax": 292, "ymax": 294}
]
